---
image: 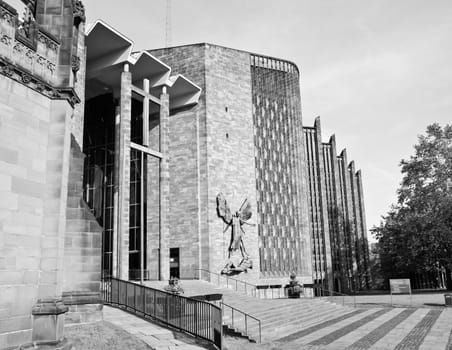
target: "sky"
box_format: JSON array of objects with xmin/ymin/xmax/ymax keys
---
[{"xmin": 80, "ymin": 0, "xmax": 452, "ymax": 240}]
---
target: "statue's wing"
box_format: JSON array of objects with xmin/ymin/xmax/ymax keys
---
[
  {"xmin": 239, "ymin": 198, "xmax": 252, "ymax": 221},
  {"xmin": 216, "ymin": 193, "xmax": 232, "ymax": 224}
]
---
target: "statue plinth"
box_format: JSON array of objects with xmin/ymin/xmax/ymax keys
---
[{"xmin": 19, "ymin": 298, "xmax": 72, "ymax": 350}]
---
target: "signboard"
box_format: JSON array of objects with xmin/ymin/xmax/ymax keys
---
[
  {"xmin": 389, "ymin": 279, "xmax": 411, "ymax": 294},
  {"xmin": 389, "ymin": 279, "xmax": 412, "ymax": 307}
]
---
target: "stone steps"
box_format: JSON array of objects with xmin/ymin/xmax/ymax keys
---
[{"xmin": 148, "ymin": 279, "xmax": 358, "ymax": 343}]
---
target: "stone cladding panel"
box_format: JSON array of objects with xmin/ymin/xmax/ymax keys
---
[
  {"xmin": 204, "ymin": 45, "xmax": 259, "ymax": 282},
  {"xmin": 251, "ymin": 55, "xmax": 312, "ymax": 281}
]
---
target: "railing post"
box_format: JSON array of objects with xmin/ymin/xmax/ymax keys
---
[
  {"xmin": 231, "ymin": 308, "xmax": 234, "ymax": 329},
  {"xmin": 166, "ymin": 293, "xmax": 169, "ymax": 323},
  {"xmin": 245, "ymin": 314, "xmax": 248, "ymax": 337},
  {"xmin": 259, "ymin": 320, "xmax": 262, "ymax": 343},
  {"xmin": 143, "ymin": 286, "xmax": 146, "ymax": 316}
]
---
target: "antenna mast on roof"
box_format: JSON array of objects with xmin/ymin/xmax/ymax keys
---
[{"xmin": 165, "ymin": 0, "xmax": 172, "ymax": 47}]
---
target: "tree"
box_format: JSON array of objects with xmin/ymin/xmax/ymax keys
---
[{"xmin": 373, "ymin": 123, "xmax": 452, "ymax": 289}]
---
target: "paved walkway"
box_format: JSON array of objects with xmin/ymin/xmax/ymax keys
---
[
  {"xmin": 103, "ymin": 303, "xmax": 452, "ymax": 350},
  {"xmin": 275, "ymin": 306, "xmax": 452, "ymax": 350},
  {"xmin": 103, "ymin": 306, "xmax": 215, "ymax": 350}
]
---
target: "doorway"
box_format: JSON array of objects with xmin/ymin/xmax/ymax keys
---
[{"xmin": 170, "ymin": 248, "xmax": 180, "ymax": 279}]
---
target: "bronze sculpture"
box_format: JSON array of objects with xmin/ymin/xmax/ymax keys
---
[{"xmin": 216, "ymin": 193, "xmax": 254, "ymax": 275}]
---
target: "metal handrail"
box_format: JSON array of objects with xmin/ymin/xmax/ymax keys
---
[
  {"xmin": 102, "ymin": 277, "xmax": 223, "ymax": 349},
  {"xmin": 312, "ymin": 286, "xmax": 356, "ymax": 307},
  {"xmin": 196, "ymin": 268, "xmax": 257, "ymax": 296},
  {"xmin": 221, "ymin": 302, "xmax": 262, "ymax": 343}
]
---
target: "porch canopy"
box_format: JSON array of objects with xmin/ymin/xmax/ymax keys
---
[{"xmin": 85, "ymin": 20, "xmax": 201, "ymax": 109}]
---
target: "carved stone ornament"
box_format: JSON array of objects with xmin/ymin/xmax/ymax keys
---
[
  {"xmin": 13, "ymin": 43, "xmax": 23, "ymax": 53},
  {"xmin": 35, "ymin": 83, "xmax": 45, "ymax": 91},
  {"xmin": 70, "ymin": 95, "xmax": 79, "ymax": 106},
  {"xmin": 0, "ymin": 34, "xmax": 12, "ymax": 46},
  {"xmin": 37, "ymin": 33, "xmax": 47, "ymax": 45},
  {"xmin": 72, "ymin": 0, "xmax": 86, "ymax": 24},
  {"xmin": 25, "ymin": 49, "xmax": 34, "ymax": 60},
  {"xmin": 47, "ymin": 62, "xmax": 55, "ymax": 73},
  {"xmin": 50, "ymin": 88, "xmax": 61, "ymax": 98},
  {"xmin": 21, "ymin": 0, "xmax": 36, "ymax": 14},
  {"xmin": 47, "ymin": 40, "xmax": 58, "ymax": 52},
  {"xmin": 36, "ymin": 55, "xmax": 46, "ymax": 66},
  {"xmin": 0, "ymin": 10, "xmax": 15, "ymax": 25},
  {"xmin": 71, "ymin": 55, "xmax": 80, "ymax": 73},
  {"xmin": 21, "ymin": 74, "xmax": 32, "ymax": 84},
  {"xmin": 1, "ymin": 64, "xmax": 14, "ymax": 76}
]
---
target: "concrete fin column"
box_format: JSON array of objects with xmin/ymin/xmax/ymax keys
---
[
  {"xmin": 159, "ymin": 88, "xmax": 170, "ymax": 281},
  {"xmin": 116, "ymin": 64, "xmax": 132, "ymax": 280},
  {"xmin": 314, "ymin": 118, "xmax": 333, "ymax": 291},
  {"xmin": 356, "ymin": 170, "xmax": 370, "ymax": 288}
]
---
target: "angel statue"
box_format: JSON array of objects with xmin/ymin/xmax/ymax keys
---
[{"xmin": 216, "ymin": 193, "xmax": 254, "ymax": 275}]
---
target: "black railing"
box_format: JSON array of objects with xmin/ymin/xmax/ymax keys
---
[
  {"xmin": 102, "ymin": 277, "xmax": 222, "ymax": 349},
  {"xmin": 306, "ymin": 286, "xmax": 356, "ymax": 307},
  {"xmin": 197, "ymin": 269, "xmax": 288, "ymax": 299},
  {"xmin": 221, "ymin": 302, "xmax": 261, "ymax": 343},
  {"xmin": 197, "ymin": 269, "xmax": 258, "ymax": 296}
]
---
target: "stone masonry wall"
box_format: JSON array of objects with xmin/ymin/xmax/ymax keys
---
[
  {"xmin": 149, "ymin": 45, "xmax": 207, "ymax": 280},
  {"xmin": 204, "ymin": 45, "xmax": 259, "ymax": 282},
  {"xmin": 150, "ymin": 44, "xmax": 260, "ymax": 282},
  {"xmin": 0, "ymin": 76, "xmax": 73, "ymax": 348}
]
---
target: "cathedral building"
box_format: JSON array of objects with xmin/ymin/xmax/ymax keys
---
[{"xmin": 0, "ymin": 1, "xmax": 369, "ymax": 348}]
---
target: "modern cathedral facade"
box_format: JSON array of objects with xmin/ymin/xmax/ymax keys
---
[{"xmin": 0, "ymin": 1, "xmax": 369, "ymax": 348}]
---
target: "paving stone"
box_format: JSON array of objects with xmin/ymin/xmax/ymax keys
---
[
  {"xmin": 419, "ymin": 309, "xmax": 452, "ymax": 350},
  {"xmin": 278, "ymin": 309, "xmax": 367, "ymax": 342},
  {"xmin": 289, "ymin": 309, "xmax": 379, "ymax": 345},
  {"xmin": 446, "ymin": 327, "xmax": 452, "ymax": 350},
  {"xmin": 346, "ymin": 308, "xmax": 417, "ymax": 350},
  {"xmin": 393, "ymin": 309, "xmax": 442, "ymax": 350},
  {"xmin": 369, "ymin": 308, "xmax": 430, "ymax": 350},
  {"xmin": 309, "ymin": 309, "xmax": 391, "ymax": 346}
]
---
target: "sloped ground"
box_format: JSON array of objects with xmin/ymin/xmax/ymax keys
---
[
  {"xmin": 65, "ymin": 321, "xmax": 152, "ymax": 349},
  {"xmin": 138, "ymin": 280, "xmax": 452, "ymax": 349}
]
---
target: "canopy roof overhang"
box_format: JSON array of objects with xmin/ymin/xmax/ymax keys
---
[{"xmin": 85, "ymin": 20, "xmax": 201, "ymax": 109}]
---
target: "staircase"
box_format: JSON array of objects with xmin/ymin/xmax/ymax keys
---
[
  {"xmin": 145, "ymin": 279, "xmax": 356, "ymax": 343},
  {"xmin": 64, "ymin": 137, "xmax": 103, "ymax": 294}
]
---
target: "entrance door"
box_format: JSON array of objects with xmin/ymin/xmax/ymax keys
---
[{"xmin": 170, "ymin": 248, "xmax": 180, "ymax": 279}]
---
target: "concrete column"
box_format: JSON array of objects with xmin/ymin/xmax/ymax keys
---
[
  {"xmin": 314, "ymin": 118, "xmax": 333, "ymax": 291},
  {"xmin": 112, "ymin": 106, "xmax": 120, "ymax": 278},
  {"xmin": 349, "ymin": 161, "xmax": 362, "ymax": 288},
  {"xmin": 116, "ymin": 65, "xmax": 132, "ymax": 280},
  {"xmin": 159, "ymin": 89, "xmax": 170, "ymax": 281},
  {"xmin": 340, "ymin": 150, "xmax": 357, "ymax": 292},
  {"xmin": 295, "ymin": 119, "xmax": 313, "ymax": 281},
  {"xmin": 356, "ymin": 170, "xmax": 370, "ymax": 288},
  {"xmin": 331, "ymin": 139, "xmax": 349, "ymax": 293}
]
